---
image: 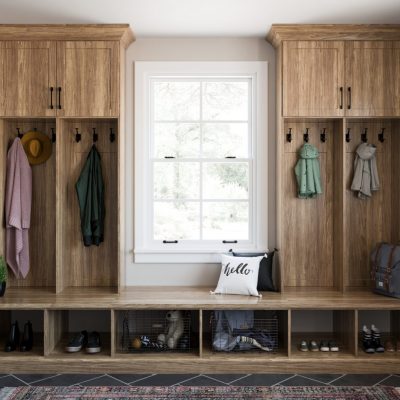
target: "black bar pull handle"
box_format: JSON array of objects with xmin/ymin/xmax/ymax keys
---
[
  {"xmin": 347, "ymin": 87, "xmax": 351, "ymax": 110},
  {"xmin": 49, "ymin": 87, "xmax": 54, "ymax": 109},
  {"xmin": 57, "ymin": 87, "xmax": 62, "ymax": 109},
  {"xmin": 163, "ymin": 240, "xmax": 178, "ymax": 244},
  {"xmin": 222, "ymin": 240, "xmax": 238, "ymax": 244},
  {"xmin": 339, "ymin": 87, "xmax": 343, "ymax": 109}
]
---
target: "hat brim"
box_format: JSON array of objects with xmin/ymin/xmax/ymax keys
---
[{"xmin": 20, "ymin": 131, "xmax": 52, "ymax": 165}]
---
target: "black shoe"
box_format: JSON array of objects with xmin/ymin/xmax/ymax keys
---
[
  {"xmin": 362, "ymin": 325, "xmax": 375, "ymax": 354},
  {"xmin": 86, "ymin": 331, "xmax": 102, "ymax": 354},
  {"xmin": 371, "ymin": 324, "xmax": 385, "ymax": 353},
  {"xmin": 65, "ymin": 330, "xmax": 88, "ymax": 353},
  {"xmin": 5, "ymin": 321, "xmax": 20, "ymax": 352},
  {"xmin": 20, "ymin": 321, "xmax": 33, "ymax": 352}
]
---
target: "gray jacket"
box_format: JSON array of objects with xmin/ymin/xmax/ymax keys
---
[{"xmin": 351, "ymin": 143, "xmax": 379, "ymax": 199}]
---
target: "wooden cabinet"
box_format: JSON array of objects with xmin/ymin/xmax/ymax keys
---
[
  {"xmin": 282, "ymin": 41, "xmax": 344, "ymax": 117},
  {"xmin": 0, "ymin": 41, "xmax": 56, "ymax": 117},
  {"xmin": 56, "ymin": 41, "xmax": 120, "ymax": 117},
  {"xmin": 345, "ymin": 41, "xmax": 400, "ymax": 116}
]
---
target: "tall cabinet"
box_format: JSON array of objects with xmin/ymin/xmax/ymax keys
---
[
  {"xmin": 268, "ymin": 25, "xmax": 400, "ymax": 292},
  {"xmin": 0, "ymin": 25, "xmax": 134, "ymax": 293}
]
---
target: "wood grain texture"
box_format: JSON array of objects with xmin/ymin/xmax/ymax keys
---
[
  {"xmin": 0, "ymin": 119, "xmax": 56, "ymax": 289},
  {"xmin": 57, "ymin": 119, "xmax": 118, "ymax": 291},
  {"xmin": 344, "ymin": 120, "xmax": 392, "ymax": 288},
  {"xmin": 0, "ymin": 25, "xmax": 134, "ymax": 47},
  {"xmin": 267, "ymin": 24, "xmax": 400, "ymax": 48},
  {"xmin": 345, "ymin": 41, "xmax": 400, "ymax": 117},
  {"xmin": 56, "ymin": 41, "xmax": 120, "ymax": 117},
  {"xmin": 0, "ymin": 41, "xmax": 56, "ymax": 117},
  {"xmin": 283, "ymin": 41, "xmax": 344, "ymax": 117}
]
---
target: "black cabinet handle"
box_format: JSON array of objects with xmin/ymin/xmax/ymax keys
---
[
  {"xmin": 49, "ymin": 87, "xmax": 54, "ymax": 109},
  {"xmin": 57, "ymin": 87, "xmax": 62, "ymax": 110},
  {"xmin": 347, "ymin": 87, "xmax": 351, "ymax": 110},
  {"xmin": 163, "ymin": 240, "xmax": 178, "ymax": 244},
  {"xmin": 222, "ymin": 240, "xmax": 238, "ymax": 244},
  {"xmin": 339, "ymin": 87, "xmax": 343, "ymax": 110}
]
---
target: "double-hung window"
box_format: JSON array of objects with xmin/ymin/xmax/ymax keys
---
[{"xmin": 135, "ymin": 62, "xmax": 268, "ymax": 263}]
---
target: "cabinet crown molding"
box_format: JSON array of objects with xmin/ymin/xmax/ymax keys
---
[
  {"xmin": 267, "ymin": 24, "xmax": 400, "ymax": 47},
  {"xmin": 0, "ymin": 24, "xmax": 134, "ymax": 47}
]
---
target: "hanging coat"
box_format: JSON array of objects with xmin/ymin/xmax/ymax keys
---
[
  {"xmin": 75, "ymin": 145, "xmax": 105, "ymax": 246},
  {"xmin": 5, "ymin": 138, "xmax": 32, "ymax": 278},
  {"xmin": 294, "ymin": 144, "xmax": 323, "ymax": 199},
  {"xmin": 351, "ymin": 143, "xmax": 379, "ymax": 200}
]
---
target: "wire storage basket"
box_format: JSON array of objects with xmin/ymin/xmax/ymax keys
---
[
  {"xmin": 120, "ymin": 310, "xmax": 192, "ymax": 353},
  {"xmin": 211, "ymin": 311, "xmax": 279, "ymax": 353}
]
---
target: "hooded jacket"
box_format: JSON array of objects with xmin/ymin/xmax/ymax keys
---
[
  {"xmin": 75, "ymin": 145, "xmax": 105, "ymax": 246},
  {"xmin": 351, "ymin": 143, "xmax": 379, "ymax": 200},
  {"xmin": 294, "ymin": 144, "xmax": 323, "ymax": 199}
]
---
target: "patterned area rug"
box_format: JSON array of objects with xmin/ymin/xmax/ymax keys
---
[{"xmin": 1, "ymin": 386, "xmax": 400, "ymax": 399}]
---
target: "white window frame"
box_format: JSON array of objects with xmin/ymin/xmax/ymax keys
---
[{"xmin": 134, "ymin": 62, "xmax": 268, "ymax": 263}]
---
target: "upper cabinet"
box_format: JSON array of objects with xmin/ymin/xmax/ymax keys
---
[
  {"xmin": 282, "ymin": 41, "xmax": 344, "ymax": 117},
  {"xmin": 56, "ymin": 41, "xmax": 120, "ymax": 117},
  {"xmin": 0, "ymin": 41, "xmax": 56, "ymax": 117},
  {"xmin": 269, "ymin": 25, "xmax": 400, "ymax": 118},
  {"xmin": 345, "ymin": 41, "xmax": 400, "ymax": 117}
]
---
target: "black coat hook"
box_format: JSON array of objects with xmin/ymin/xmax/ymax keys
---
[
  {"xmin": 92, "ymin": 128, "xmax": 98, "ymax": 143},
  {"xmin": 110, "ymin": 127, "xmax": 116, "ymax": 143},
  {"xmin": 16, "ymin": 128, "xmax": 22, "ymax": 139},
  {"xmin": 286, "ymin": 128, "xmax": 292, "ymax": 143},
  {"xmin": 361, "ymin": 128, "xmax": 368, "ymax": 143},
  {"xmin": 33, "ymin": 127, "xmax": 37, "ymax": 131},
  {"xmin": 320, "ymin": 128, "xmax": 326, "ymax": 143},
  {"xmin": 75, "ymin": 128, "xmax": 81, "ymax": 143},
  {"xmin": 51, "ymin": 128, "xmax": 56, "ymax": 143},
  {"xmin": 378, "ymin": 128, "xmax": 385, "ymax": 143},
  {"xmin": 345, "ymin": 128, "xmax": 351, "ymax": 143},
  {"xmin": 303, "ymin": 128, "xmax": 309, "ymax": 143}
]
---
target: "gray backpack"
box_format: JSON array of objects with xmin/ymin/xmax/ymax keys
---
[{"xmin": 371, "ymin": 243, "xmax": 400, "ymax": 298}]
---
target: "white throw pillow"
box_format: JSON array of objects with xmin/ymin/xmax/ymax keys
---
[{"xmin": 211, "ymin": 254, "xmax": 263, "ymax": 297}]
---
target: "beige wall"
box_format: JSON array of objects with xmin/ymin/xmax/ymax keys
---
[{"xmin": 125, "ymin": 38, "xmax": 276, "ymax": 286}]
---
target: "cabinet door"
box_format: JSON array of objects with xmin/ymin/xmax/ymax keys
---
[
  {"xmin": 57, "ymin": 41, "xmax": 119, "ymax": 117},
  {"xmin": 282, "ymin": 41, "xmax": 344, "ymax": 117},
  {"xmin": 345, "ymin": 41, "xmax": 400, "ymax": 116},
  {"xmin": 0, "ymin": 41, "xmax": 56, "ymax": 117}
]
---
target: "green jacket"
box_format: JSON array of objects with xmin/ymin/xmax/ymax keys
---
[
  {"xmin": 294, "ymin": 144, "xmax": 322, "ymax": 199},
  {"xmin": 75, "ymin": 145, "xmax": 105, "ymax": 246}
]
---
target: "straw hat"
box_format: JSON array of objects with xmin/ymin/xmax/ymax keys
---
[{"xmin": 21, "ymin": 130, "xmax": 52, "ymax": 165}]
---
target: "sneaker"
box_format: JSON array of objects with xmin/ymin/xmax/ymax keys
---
[
  {"xmin": 362, "ymin": 325, "xmax": 375, "ymax": 354},
  {"xmin": 319, "ymin": 340, "xmax": 329, "ymax": 352},
  {"xmin": 329, "ymin": 340, "xmax": 339, "ymax": 352},
  {"xmin": 371, "ymin": 325, "xmax": 384, "ymax": 353},
  {"xmin": 86, "ymin": 331, "xmax": 102, "ymax": 354},
  {"xmin": 65, "ymin": 330, "xmax": 88, "ymax": 353},
  {"xmin": 385, "ymin": 340, "xmax": 395, "ymax": 352},
  {"xmin": 309, "ymin": 340, "xmax": 319, "ymax": 352},
  {"xmin": 299, "ymin": 340, "xmax": 308, "ymax": 352}
]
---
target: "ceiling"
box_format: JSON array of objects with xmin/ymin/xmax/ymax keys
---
[{"xmin": 0, "ymin": 0, "xmax": 399, "ymax": 37}]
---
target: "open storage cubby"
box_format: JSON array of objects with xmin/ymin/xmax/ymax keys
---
[
  {"xmin": 115, "ymin": 310, "xmax": 199, "ymax": 356},
  {"xmin": 45, "ymin": 309, "xmax": 111, "ymax": 357},
  {"xmin": 0, "ymin": 118, "xmax": 56, "ymax": 291},
  {"xmin": 357, "ymin": 310, "xmax": 400, "ymax": 358},
  {"xmin": 291, "ymin": 310, "xmax": 356, "ymax": 358},
  {"xmin": 56, "ymin": 118, "xmax": 119, "ymax": 293},
  {"xmin": 0, "ymin": 310, "xmax": 44, "ymax": 357}
]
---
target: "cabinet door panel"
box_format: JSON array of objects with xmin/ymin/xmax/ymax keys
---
[
  {"xmin": 345, "ymin": 41, "xmax": 400, "ymax": 117},
  {"xmin": 283, "ymin": 41, "xmax": 344, "ymax": 117},
  {"xmin": 57, "ymin": 41, "xmax": 119, "ymax": 117},
  {"xmin": 0, "ymin": 41, "xmax": 56, "ymax": 117}
]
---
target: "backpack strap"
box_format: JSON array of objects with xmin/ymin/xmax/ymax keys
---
[
  {"xmin": 371, "ymin": 243, "xmax": 385, "ymax": 281},
  {"xmin": 384, "ymin": 245, "xmax": 397, "ymax": 291}
]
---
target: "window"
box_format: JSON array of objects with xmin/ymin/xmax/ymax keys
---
[{"xmin": 135, "ymin": 62, "xmax": 268, "ymax": 263}]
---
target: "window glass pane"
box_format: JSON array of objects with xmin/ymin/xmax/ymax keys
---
[
  {"xmin": 154, "ymin": 123, "xmax": 200, "ymax": 158},
  {"xmin": 202, "ymin": 123, "xmax": 248, "ymax": 158},
  {"xmin": 154, "ymin": 81, "xmax": 200, "ymax": 121},
  {"xmin": 203, "ymin": 202, "xmax": 249, "ymax": 240},
  {"xmin": 154, "ymin": 201, "xmax": 200, "ymax": 240},
  {"xmin": 154, "ymin": 162, "xmax": 200, "ymax": 200},
  {"xmin": 203, "ymin": 162, "xmax": 249, "ymax": 200},
  {"xmin": 202, "ymin": 81, "xmax": 249, "ymax": 121}
]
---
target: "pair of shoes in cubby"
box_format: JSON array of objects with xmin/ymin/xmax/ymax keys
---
[
  {"xmin": 362, "ymin": 325, "xmax": 384, "ymax": 353},
  {"xmin": 299, "ymin": 340, "xmax": 339, "ymax": 352},
  {"xmin": 4, "ymin": 321, "xmax": 33, "ymax": 352},
  {"xmin": 383, "ymin": 339, "xmax": 400, "ymax": 352},
  {"xmin": 65, "ymin": 331, "xmax": 102, "ymax": 354}
]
